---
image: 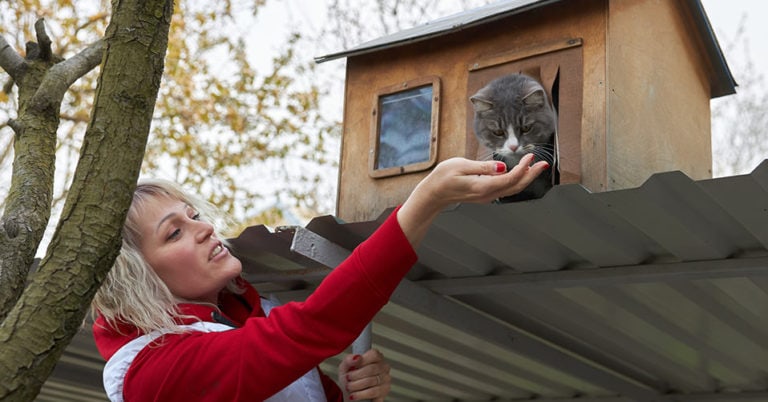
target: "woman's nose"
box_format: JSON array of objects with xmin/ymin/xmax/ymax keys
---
[{"xmin": 193, "ymin": 220, "xmax": 215, "ymax": 242}]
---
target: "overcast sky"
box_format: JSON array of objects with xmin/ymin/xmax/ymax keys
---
[{"xmin": 701, "ymin": 0, "xmax": 767, "ymax": 86}]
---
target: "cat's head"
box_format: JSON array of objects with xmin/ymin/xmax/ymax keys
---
[{"xmin": 470, "ymin": 74, "xmax": 556, "ymax": 155}]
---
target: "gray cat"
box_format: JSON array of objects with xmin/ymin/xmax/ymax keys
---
[{"xmin": 470, "ymin": 73, "xmax": 557, "ymax": 202}]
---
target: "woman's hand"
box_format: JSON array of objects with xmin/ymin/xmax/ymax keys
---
[
  {"xmin": 398, "ymin": 154, "xmax": 549, "ymax": 247},
  {"xmin": 338, "ymin": 349, "xmax": 391, "ymax": 402}
]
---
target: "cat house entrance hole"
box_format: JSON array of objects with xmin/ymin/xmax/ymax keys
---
[{"xmin": 466, "ymin": 37, "xmax": 583, "ymax": 187}]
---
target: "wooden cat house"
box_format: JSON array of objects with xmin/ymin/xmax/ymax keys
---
[{"xmin": 316, "ymin": 0, "xmax": 735, "ymax": 222}]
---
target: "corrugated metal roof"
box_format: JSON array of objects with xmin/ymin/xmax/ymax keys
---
[
  {"xmin": 45, "ymin": 161, "xmax": 768, "ymax": 400},
  {"xmin": 314, "ymin": 0, "xmax": 736, "ymax": 98},
  {"xmin": 234, "ymin": 161, "xmax": 768, "ymax": 401}
]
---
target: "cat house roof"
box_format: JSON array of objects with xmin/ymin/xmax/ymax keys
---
[{"xmin": 315, "ymin": 0, "xmax": 736, "ymax": 98}]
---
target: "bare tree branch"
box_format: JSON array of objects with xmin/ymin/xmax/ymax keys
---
[
  {"xmin": 28, "ymin": 39, "xmax": 105, "ymax": 115},
  {"xmin": 34, "ymin": 19, "xmax": 53, "ymax": 62},
  {"xmin": 0, "ymin": 17, "xmax": 80, "ymax": 331},
  {"xmin": 0, "ymin": 35, "xmax": 27, "ymax": 82},
  {"xmin": 30, "ymin": 40, "xmax": 106, "ymax": 118},
  {"xmin": 59, "ymin": 39, "xmax": 106, "ymax": 86},
  {"xmin": 0, "ymin": 0, "xmax": 173, "ymax": 397}
]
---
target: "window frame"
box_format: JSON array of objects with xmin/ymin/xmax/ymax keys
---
[{"xmin": 369, "ymin": 76, "xmax": 441, "ymax": 179}]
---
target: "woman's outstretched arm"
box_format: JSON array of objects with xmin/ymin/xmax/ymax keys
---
[{"xmin": 398, "ymin": 154, "xmax": 548, "ymax": 248}]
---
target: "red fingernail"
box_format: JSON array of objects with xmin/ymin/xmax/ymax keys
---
[
  {"xmin": 350, "ymin": 396, "xmax": 356, "ymax": 401},
  {"xmin": 542, "ymin": 162, "xmax": 551, "ymax": 169},
  {"xmin": 352, "ymin": 354, "xmax": 361, "ymax": 361},
  {"xmin": 495, "ymin": 162, "xmax": 506, "ymax": 173}
]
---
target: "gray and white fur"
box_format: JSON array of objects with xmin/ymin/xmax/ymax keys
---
[{"xmin": 470, "ymin": 73, "xmax": 557, "ymax": 201}]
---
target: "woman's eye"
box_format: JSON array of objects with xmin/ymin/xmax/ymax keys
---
[
  {"xmin": 168, "ymin": 228, "xmax": 181, "ymax": 240},
  {"xmin": 192, "ymin": 212, "xmax": 201, "ymax": 221}
]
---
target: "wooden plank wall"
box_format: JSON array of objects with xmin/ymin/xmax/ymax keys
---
[
  {"xmin": 337, "ymin": 0, "xmax": 713, "ymax": 222},
  {"xmin": 606, "ymin": 0, "xmax": 713, "ymax": 190}
]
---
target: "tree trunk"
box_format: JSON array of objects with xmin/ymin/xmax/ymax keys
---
[
  {"xmin": 0, "ymin": 0, "xmax": 173, "ymax": 400},
  {"xmin": 0, "ymin": 25, "xmax": 60, "ymax": 324}
]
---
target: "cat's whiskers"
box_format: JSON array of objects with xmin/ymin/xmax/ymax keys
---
[{"xmin": 522, "ymin": 143, "xmax": 555, "ymax": 165}]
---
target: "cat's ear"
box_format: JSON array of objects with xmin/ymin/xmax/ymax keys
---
[
  {"xmin": 469, "ymin": 92, "xmax": 493, "ymax": 112},
  {"xmin": 522, "ymin": 89, "xmax": 546, "ymax": 108},
  {"xmin": 470, "ymin": 84, "xmax": 495, "ymax": 112}
]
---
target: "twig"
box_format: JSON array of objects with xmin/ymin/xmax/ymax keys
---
[{"xmin": 34, "ymin": 19, "xmax": 53, "ymax": 62}]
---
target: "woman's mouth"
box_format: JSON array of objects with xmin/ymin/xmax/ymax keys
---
[{"xmin": 210, "ymin": 243, "xmax": 225, "ymax": 260}]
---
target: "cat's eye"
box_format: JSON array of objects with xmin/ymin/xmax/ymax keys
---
[
  {"xmin": 521, "ymin": 124, "xmax": 532, "ymax": 133},
  {"xmin": 492, "ymin": 130, "xmax": 505, "ymax": 137}
]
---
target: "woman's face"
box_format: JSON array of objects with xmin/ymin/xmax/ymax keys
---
[{"xmin": 137, "ymin": 195, "xmax": 242, "ymax": 303}]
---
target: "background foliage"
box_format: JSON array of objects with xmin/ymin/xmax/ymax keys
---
[{"xmin": 0, "ymin": 0, "xmax": 341, "ymax": 239}]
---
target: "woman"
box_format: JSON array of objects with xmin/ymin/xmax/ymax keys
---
[{"xmin": 92, "ymin": 155, "xmax": 548, "ymax": 401}]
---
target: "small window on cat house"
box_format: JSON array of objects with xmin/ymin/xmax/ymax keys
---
[
  {"xmin": 467, "ymin": 38, "xmax": 583, "ymax": 193},
  {"xmin": 369, "ymin": 76, "xmax": 440, "ymax": 178}
]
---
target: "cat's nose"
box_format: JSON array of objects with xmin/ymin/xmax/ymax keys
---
[{"xmin": 505, "ymin": 136, "xmax": 519, "ymax": 152}]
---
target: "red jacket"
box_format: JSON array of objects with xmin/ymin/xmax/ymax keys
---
[{"xmin": 93, "ymin": 209, "xmax": 417, "ymax": 401}]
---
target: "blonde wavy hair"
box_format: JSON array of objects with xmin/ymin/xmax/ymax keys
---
[{"xmin": 91, "ymin": 179, "xmax": 242, "ymax": 334}]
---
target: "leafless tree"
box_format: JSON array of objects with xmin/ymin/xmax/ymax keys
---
[{"xmin": 711, "ymin": 15, "xmax": 768, "ymax": 177}]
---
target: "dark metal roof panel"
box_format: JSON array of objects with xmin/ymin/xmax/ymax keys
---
[
  {"xmin": 48, "ymin": 161, "xmax": 768, "ymax": 401},
  {"xmin": 232, "ymin": 161, "xmax": 768, "ymax": 400}
]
